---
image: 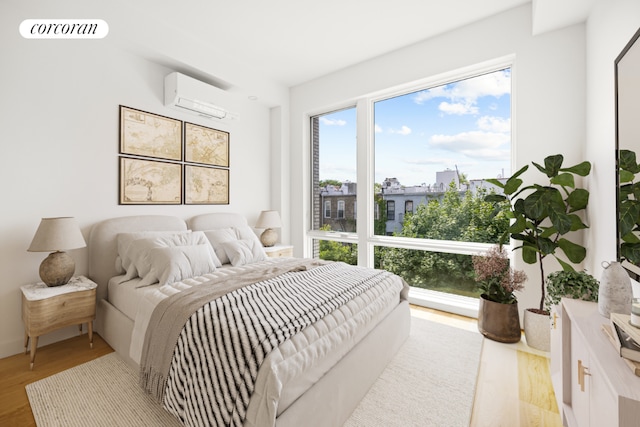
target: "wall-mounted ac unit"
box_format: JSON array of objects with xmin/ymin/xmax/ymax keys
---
[{"xmin": 164, "ymin": 72, "xmax": 239, "ymax": 122}]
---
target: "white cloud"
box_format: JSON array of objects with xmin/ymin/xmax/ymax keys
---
[
  {"xmin": 430, "ymin": 131, "xmax": 510, "ymax": 160},
  {"xmin": 477, "ymin": 116, "xmax": 510, "ymax": 133},
  {"xmin": 320, "ymin": 117, "xmax": 347, "ymax": 126},
  {"xmin": 374, "ymin": 124, "xmax": 383, "ymax": 133},
  {"xmin": 412, "ymin": 69, "xmax": 511, "ymax": 115},
  {"xmin": 439, "ymin": 101, "xmax": 478, "ymax": 115},
  {"xmin": 413, "ymin": 85, "xmax": 449, "ymax": 104},
  {"xmin": 390, "ymin": 125, "xmax": 412, "ymax": 135},
  {"xmin": 452, "ymin": 70, "xmax": 511, "ymax": 100}
]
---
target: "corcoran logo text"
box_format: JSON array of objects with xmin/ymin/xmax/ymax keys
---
[{"xmin": 20, "ymin": 19, "xmax": 109, "ymax": 39}]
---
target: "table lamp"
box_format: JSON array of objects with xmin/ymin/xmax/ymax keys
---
[
  {"xmin": 27, "ymin": 217, "xmax": 86, "ymax": 287},
  {"xmin": 255, "ymin": 210, "xmax": 282, "ymax": 247}
]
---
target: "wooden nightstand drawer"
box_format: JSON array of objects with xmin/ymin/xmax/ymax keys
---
[
  {"xmin": 22, "ymin": 288, "xmax": 96, "ymax": 336},
  {"xmin": 264, "ymin": 245, "xmax": 294, "ymax": 258},
  {"xmin": 21, "ymin": 275, "xmax": 97, "ymax": 369}
]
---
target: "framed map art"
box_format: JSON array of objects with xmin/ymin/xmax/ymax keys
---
[
  {"xmin": 185, "ymin": 165, "xmax": 229, "ymax": 205},
  {"xmin": 118, "ymin": 105, "xmax": 230, "ymax": 205},
  {"xmin": 120, "ymin": 106, "xmax": 182, "ymax": 161},
  {"xmin": 119, "ymin": 157, "xmax": 182, "ymax": 204},
  {"xmin": 184, "ymin": 122, "xmax": 229, "ymax": 167}
]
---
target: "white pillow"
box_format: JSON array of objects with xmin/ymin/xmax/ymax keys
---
[
  {"xmin": 125, "ymin": 231, "xmax": 215, "ymax": 281},
  {"xmin": 203, "ymin": 228, "xmax": 237, "ymax": 265},
  {"xmin": 234, "ymin": 225, "xmax": 267, "ymax": 259},
  {"xmin": 116, "ymin": 231, "xmax": 191, "ymax": 276},
  {"xmin": 138, "ymin": 244, "xmax": 218, "ymax": 288},
  {"xmin": 221, "ymin": 239, "xmax": 267, "ymax": 267}
]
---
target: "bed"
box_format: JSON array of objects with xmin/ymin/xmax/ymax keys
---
[{"xmin": 88, "ymin": 213, "xmax": 411, "ymax": 427}]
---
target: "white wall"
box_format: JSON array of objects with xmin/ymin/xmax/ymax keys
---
[
  {"xmin": 289, "ymin": 4, "xmax": 587, "ymax": 315},
  {"xmin": 0, "ymin": 7, "xmax": 282, "ymax": 357},
  {"xmin": 584, "ymin": 0, "xmax": 640, "ymax": 278}
]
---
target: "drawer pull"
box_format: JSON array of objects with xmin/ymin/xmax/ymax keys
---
[{"xmin": 578, "ymin": 359, "xmax": 591, "ymax": 392}]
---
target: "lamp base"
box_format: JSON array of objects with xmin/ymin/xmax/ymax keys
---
[
  {"xmin": 260, "ymin": 228, "xmax": 278, "ymax": 247},
  {"xmin": 39, "ymin": 251, "xmax": 75, "ymax": 287}
]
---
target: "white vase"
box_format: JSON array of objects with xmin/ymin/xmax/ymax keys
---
[{"xmin": 598, "ymin": 261, "xmax": 632, "ymax": 317}]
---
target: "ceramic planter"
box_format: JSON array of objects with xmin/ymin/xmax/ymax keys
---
[
  {"xmin": 477, "ymin": 294, "xmax": 521, "ymax": 343},
  {"xmin": 524, "ymin": 308, "xmax": 550, "ymax": 352}
]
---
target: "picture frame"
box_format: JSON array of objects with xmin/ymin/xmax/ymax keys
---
[
  {"xmin": 120, "ymin": 106, "xmax": 182, "ymax": 161},
  {"xmin": 119, "ymin": 157, "xmax": 182, "ymax": 204},
  {"xmin": 184, "ymin": 122, "xmax": 229, "ymax": 167},
  {"xmin": 184, "ymin": 165, "xmax": 229, "ymax": 205}
]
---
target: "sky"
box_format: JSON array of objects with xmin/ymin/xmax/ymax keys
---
[{"xmin": 318, "ymin": 68, "xmax": 512, "ymax": 187}]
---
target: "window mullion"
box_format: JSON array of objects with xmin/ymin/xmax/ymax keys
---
[{"xmin": 356, "ymin": 98, "xmax": 373, "ymax": 267}]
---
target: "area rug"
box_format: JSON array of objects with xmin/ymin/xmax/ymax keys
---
[
  {"xmin": 26, "ymin": 316, "xmax": 483, "ymax": 427},
  {"xmin": 344, "ymin": 316, "xmax": 483, "ymax": 427}
]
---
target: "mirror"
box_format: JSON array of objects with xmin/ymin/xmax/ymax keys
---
[{"xmin": 617, "ymin": 27, "xmax": 640, "ymax": 277}]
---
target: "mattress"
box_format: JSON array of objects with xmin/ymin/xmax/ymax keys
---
[
  {"xmin": 109, "ymin": 258, "xmax": 407, "ymax": 425},
  {"xmin": 107, "ymin": 260, "xmax": 283, "ymax": 328},
  {"xmin": 107, "ymin": 275, "xmax": 141, "ymax": 320}
]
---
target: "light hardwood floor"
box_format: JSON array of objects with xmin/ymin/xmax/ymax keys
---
[
  {"xmin": 0, "ymin": 333, "xmax": 112, "ymax": 427},
  {"xmin": 411, "ymin": 305, "xmax": 562, "ymax": 427},
  {"xmin": 0, "ymin": 306, "xmax": 561, "ymax": 426}
]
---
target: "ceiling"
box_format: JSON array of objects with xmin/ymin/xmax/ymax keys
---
[
  {"xmin": 13, "ymin": 0, "xmax": 595, "ymax": 102},
  {"xmin": 129, "ymin": 0, "xmax": 537, "ymax": 88}
]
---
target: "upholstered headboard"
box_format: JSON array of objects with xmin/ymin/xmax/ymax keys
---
[
  {"xmin": 87, "ymin": 215, "xmax": 187, "ymax": 302},
  {"xmin": 188, "ymin": 212, "xmax": 248, "ymax": 231}
]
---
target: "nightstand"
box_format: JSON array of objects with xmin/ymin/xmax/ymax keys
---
[
  {"xmin": 264, "ymin": 245, "xmax": 294, "ymax": 258},
  {"xmin": 21, "ymin": 275, "xmax": 97, "ymax": 369}
]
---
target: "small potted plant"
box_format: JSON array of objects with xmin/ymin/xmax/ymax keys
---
[
  {"xmin": 544, "ymin": 270, "xmax": 599, "ymax": 313},
  {"xmin": 473, "ymin": 245, "xmax": 527, "ymax": 343}
]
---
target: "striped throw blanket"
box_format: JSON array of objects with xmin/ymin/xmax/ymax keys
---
[{"xmin": 140, "ymin": 260, "xmax": 399, "ymax": 427}]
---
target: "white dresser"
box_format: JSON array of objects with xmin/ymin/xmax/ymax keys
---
[{"xmin": 553, "ymin": 299, "xmax": 640, "ymax": 426}]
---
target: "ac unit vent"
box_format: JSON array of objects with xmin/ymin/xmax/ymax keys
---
[{"xmin": 164, "ymin": 72, "xmax": 239, "ymax": 123}]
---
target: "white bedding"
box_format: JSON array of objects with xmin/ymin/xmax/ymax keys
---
[
  {"xmin": 111, "ymin": 257, "xmax": 406, "ymax": 425},
  {"xmin": 90, "ymin": 214, "xmax": 411, "ymax": 427},
  {"xmin": 107, "ymin": 276, "xmax": 141, "ymax": 320}
]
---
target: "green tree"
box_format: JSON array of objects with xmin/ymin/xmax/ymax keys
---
[
  {"xmin": 318, "ymin": 225, "xmax": 357, "ymax": 265},
  {"xmin": 379, "ymin": 183, "xmax": 510, "ymax": 297},
  {"xmin": 319, "ymin": 179, "xmax": 342, "ymax": 189},
  {"xmin": 374, "ymin": 192, "xmax": 387, "ymax": 236}
]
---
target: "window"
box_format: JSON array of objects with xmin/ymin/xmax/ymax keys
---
[
  {"xmin": 372, "ymin": 67, "xmax": 511, "ymax": 296},
  {"xmin": 311, "ymin": 107, "xmax": 357, "ymax": 233},
  {"xmin": 309, "ymin": 63, "xmax": 512, "ymax": 303},
  {"xmin": 386, "ymin": 201, "xmax": 395, "ymax": 221},
  {"xmin": 405, "ymin": 200, "xmax": 413, "ymax": 214},
  {"xmin": 374, "ymin": 68, "xmax": 511, "ymax": 239},
  {"xmin": 337, "ymin": 200, "xmax": 345, "ymax": 219}
]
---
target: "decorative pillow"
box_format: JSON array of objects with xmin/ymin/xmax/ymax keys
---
[
  {"xmin": 125, "ymin": 231, "xmax": 215, "ymax": 281},
  {"xmin": 203, "ymin": 228, "xmax": 237, "ymax": 265},
  {"xmin": 137, "ymin": 244, "xmax": 218, "ymax": 288},
  {"xmin": 234, "ymin": 225, "xmax": 267, "ymax": 259},
  {"xmin": 116, "ymin": 231, "xmax": 192, "ymax": 276},
  {"xmin": 221, "ymin": 238, "xmax": 267, "ymax": 267}
]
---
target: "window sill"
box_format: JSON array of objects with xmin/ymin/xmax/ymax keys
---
[{"xmin": 408, "ymin": 287, "xmax": 479, "ymax": 319}]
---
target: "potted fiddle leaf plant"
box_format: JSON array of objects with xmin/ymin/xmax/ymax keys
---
[{"xmin": 485, "ymin": 154, "xmax": 591, "ymax": 351}]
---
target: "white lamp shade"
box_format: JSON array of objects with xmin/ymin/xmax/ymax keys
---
[
  {"xmin": 28, "ymin": 217, "xmax": 86, "ymax": 252},
  {"xmin": 255, "ymin": 210, "xmax": 282, "ymax": 229}
]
